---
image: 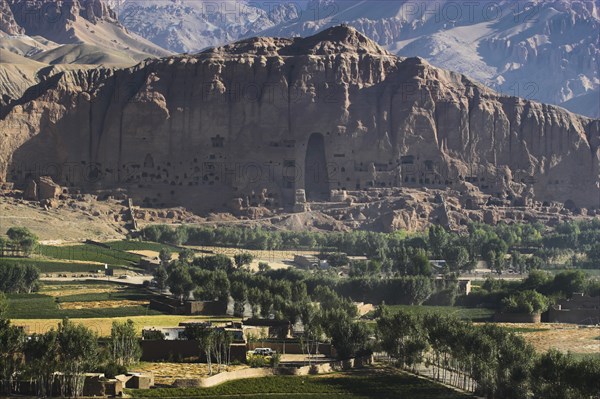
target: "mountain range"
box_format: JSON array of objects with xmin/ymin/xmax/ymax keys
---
[
  {"xmin": 107, "ymin": 0, "xmax": 599, "ymax": 118},
  {"xmin": 1, "ymin": 0, "xmax": 597, "ymax": 117},
  {"xmin": 0, "ymin": 25, "xmax": 597, "ymax": 220}
]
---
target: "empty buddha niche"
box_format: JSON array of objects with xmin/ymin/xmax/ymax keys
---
[{"xmin": 305, "ymin": 133, "xmax": 329, "ymax": 201}]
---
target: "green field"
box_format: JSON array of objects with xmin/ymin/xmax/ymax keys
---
[
  {"xmin": 58, "ymin": 287, "xmax": 152, "ymax": 303},
  {"xmin": 0, "ymin": 258, "xmax": 107, "ymax": 273},
  {"xmin": 6, "ymin": 283, "xmax": 163, "ymax": 319},
  {"xmin": 128, "ymin": 368, "xmax": 473, "ymax": 398},
  {"xmin": 39, "ymin": 243, "xmax": 141, "ymax": 266},
  {"xmin": 106, "ymin": 240, "xmax": 181, "ymax": 253},
  {"xmin": 366, "ymin": 305, "xmax": 495, "ymax": 322},
  {"xmin": 570, "ymin": 352, "xmax": 600, "ymax": 361},
  {"xmin": 545, "ymin": 269, "xmax": 600, "ymax": 277},
  {"xmin": 0, "ymin": 239, "xmax": 180, "ymax": 272}
]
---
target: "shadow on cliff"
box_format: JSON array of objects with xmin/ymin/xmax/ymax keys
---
[{"xmin": 0, "ymin": 71, "xmax": 64, "ymax": 120}]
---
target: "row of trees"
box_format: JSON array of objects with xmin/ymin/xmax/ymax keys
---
[
  {"xmin": 153, "ymin": 250, "xmax": 458, "ymax": 318},
  {"xmin": 143, "ymin": 219, "xmax": 600, "ymax": 278},
  {"xmin": 0, "ymin": 263, "xmax": 39, "ymax": 293},
  {"xmin": 460, "ymin": 269, "xmax": 600, "ymax": 310},
  {"xmin": 0, "ymin": 296, "xmax": 140, "ymax": 397},
  {"xmin": 376, "ymin": 307, "xmax": 600, "ymax": 398},
  {"xmin": 183, "ymin": 326, "xmax": 234, "ymax": 375}
]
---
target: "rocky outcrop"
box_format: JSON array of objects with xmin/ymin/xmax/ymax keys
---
[
  {"xmin": 0, "ymin": 26, "xmax": 598, "ymax": 216},
  {"xmin": 115, "ymin": 0, "xmax": 300, "ymax": 54},
  {"xmin": 23, "ymin": 176, "xmax": 62, "ymax": 201},
  {"xmin": 0, "ymin": 0, "xmax": 23, "ymax": 35},
  {"xmin": 7, "ymin": 0, "xmax": 118, "ymax": 35}
]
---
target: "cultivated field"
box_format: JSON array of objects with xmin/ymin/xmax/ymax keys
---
[
  {"xmin": 127, "ymin": 366, "xmax": 474, "ymax": 398},
  {"xmin": 501, "ymin": 323, "xmax": 600, "ymax": 355},
  {"xmin": 11, "ymin": 315, "xmax": 240, "ymax": 337},
  {"xmin": 133, "ymin": 363, "xmax": 249, "ymax": 386},
  {"xmin": 367, "ymin": 305, "xmax": 496, "ymax": 322},
  {"xmin": 6, "ymin": 280, "xmax": 162, "ymax": 320}
]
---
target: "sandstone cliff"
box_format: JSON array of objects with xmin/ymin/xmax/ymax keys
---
[{"xmin": 0, "ymin": 26, "xmax": 598, "ymax": 213}]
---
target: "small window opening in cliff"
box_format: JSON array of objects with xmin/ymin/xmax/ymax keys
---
[
  {"xmin": 144, "ymin": 154, "xmax": 155, "ymax": 168},
  {"xmin": 564, "ymin": 200, "xmax": 576, "ymax": 211},
  {"xmin": 305, "ymin": 133, "xmax": 329, "ymax": 201},
  {"xmin": 211, "ymin": 135, "xmax": 225, "ymax": 148}
]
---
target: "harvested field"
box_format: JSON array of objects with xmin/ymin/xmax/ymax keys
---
[
  {"xmin": 185, "ymin": 245, "xmax": 316, "ymax": 264},
  {"xmin": 41, "ymin": 287, "xmax": 118, "ymax": 297},
  {"xmin": 127, "ymin": 250, "xmax": 178, "ymax": 261},
  {"xmin": 59, "ymin": 299, "xmax": 148, "ymax": 309},
  {"xmin": 498, "ymin": 323, "xmax": 600, "ymax": 354},
  {"xmin": 132, "ymin": 362, "xmax": 249, "ymax": 386},
  {"xmin": 12, "ymin": 315, "xmax": 240, "ymax": 337}
]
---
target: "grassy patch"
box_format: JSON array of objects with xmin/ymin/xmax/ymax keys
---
[
  {"xmin": 39, "ymin": 244, "xmax": 141, "ymax": 266},
  {"xmin": 569, "ymin": 352, "xmax": 600, "ymax": 361},
  {"xmin": 127, "ymin": 367, "xmax": 473, "ymax": 398},
  {"xmin": 6, "ymin": 293, "xmax": 162, "ymax": 319},
  {"xmin": 59, "ymin": 287, "xmax": 153, "ymax": 303},
  {"xmin": 368, "ymin": 305, "xmax": 495, "ymax": 322},
  {"xmin": 545, "ymin": 269, "xmax": 600, "ymax": 278}
]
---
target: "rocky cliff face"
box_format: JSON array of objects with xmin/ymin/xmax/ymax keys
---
[
  {"xmin": 1, "ymin": 0, "xmax": 170, "ymax": 62},
  {"xmin": 0, "ymin": 26, "xmax": 598, "ymax": 213},
  {"xmin": 7, "ymin": 0, "xmax": 118, "ymax": 35},
  {"xmin": 114, "ymin": 0, "xmax": 300, "ymax": 54},
  {"xmin": 119, "ymin": 0, "xmax": 597, "ymax": 117},
  {"xmin": 0, "ymin": 0, "xmax": 24, "ymax": 35}
]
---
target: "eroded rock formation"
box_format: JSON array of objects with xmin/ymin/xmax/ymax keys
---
[
  {"xmin": 0, "ymin": 0, "xmax": 23, "ymax": 35},
  {"xmin": 0, "ymin": 26, "xmax": 598, "ymax": 216}
]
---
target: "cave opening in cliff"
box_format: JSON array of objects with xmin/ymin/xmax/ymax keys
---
[{"xmin": 305, "ymin": 133, "xmax": 329, "ymax": 201}]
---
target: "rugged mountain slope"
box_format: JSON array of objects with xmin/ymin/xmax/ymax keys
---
[
  {"xmin": 0, "ymin": 0, "xmax": 169, "ymax": 65},
  {"xmin": 4, "ymin": 0, "xmax": 169, "ymax": 61},
  {"xmin": 0, "ymin": 0, "xmax": 23, "ymax": 35},
  {"xmin": 0, "ymin": 0, "xmax": 172, "ymax": 113},
  {"xmin": 114, "ymin": 0, "xmax": 599, "ymax": 117},
  {"xmin": 261, "ymin": 0, "xmax": 600, "ymax": 118},
  {"xmin": 0, "ymin": 26, "xmax": 598, "ymax": 215},
  {"xmin": 112, "ymin": 0, "xmax": 299, "ymax": 54}
]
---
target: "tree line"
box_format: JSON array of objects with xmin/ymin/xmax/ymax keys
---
[
  {"xmin": 0, "ymin": 296, "xmax": 140, "ymax": 398},
  {"xmin": 142, "ymin": 219, "xmax": 600, "ymax": 277},
  {"xmin": 376, "ymin": 307, "xmax": 600, "ymax": 399},
  {"xmin": 182, "ymin": 325, "xmax": 235, "ymax": 374},
  {"xmin": 152, "ymin": 251, "xmax": 457, "ymax": 319},
  {"xmin": 0, "ymin": 263, "xmax": 39, "ymax": 293},
  {"xmin": 459, "ymin": 269, "xmax": 600, "ymax": 312},
  {"xmin": 0, "ymin": 227, "xmax": 39, "ymax": 257},
  {"xmin": 150, "ymin": 251, "xmax": 372, "ymax": 361}
]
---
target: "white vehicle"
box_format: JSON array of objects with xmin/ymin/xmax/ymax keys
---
[{"xmin": 253, "ymin": 348, "xmax": 276, "ymax": 356}]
